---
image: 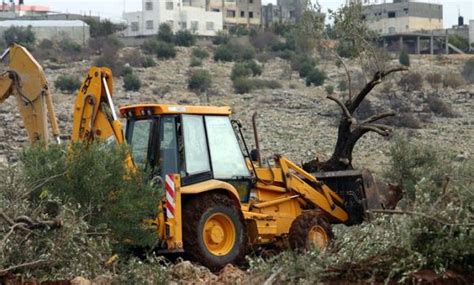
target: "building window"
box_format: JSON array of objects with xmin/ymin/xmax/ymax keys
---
[
  {"xmin": 131, "ymin": 22, "xmax": 139, "ymax": 32},
  {"xmin": 212, "ymin": 8, "xmax": 220, "ymax": 12},
  {"xmin": 191, "ymin": 21, "xmax": 199, "ymax": 31},
  {"xmin": 146, "ymin": 20, "xmax": 154, "ymax": 30},
  {"xmin": 145, "ymin": 2, "xmax": 153, "ymax": 10},
  {"xmin": 249, "ymin": 11, "xmax": 254, "ymax": 18},
  {"xmin": 240, "ymin": 11, "xmax": 245, "ymax": 17},
  {"xmin": 227, "ymin": 10, "xmax": 236, "ymax": 17},
  {"xmin": 166, "ymin": 2, "xmax": 174, "ymax": 10},
  {"xmin": 180, "ymin": 21, "xmax": 187, "ymax": 29},
  {"xmin": 249, "ymin": 0, "xmax": 253, "ymax": 3},
  {"xmin": 388, "ymin": 11, "xmax": 395, "ymax": 18},
  {"xmin": 206, "ymin": 21, "xmax": 214, "ymax": 31}
]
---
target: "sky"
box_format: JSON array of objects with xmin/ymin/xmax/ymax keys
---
[{"xmin": 22, "ymin": 0, "xmax": 474, "ymax": 28}]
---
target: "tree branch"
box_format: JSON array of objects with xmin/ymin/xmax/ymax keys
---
[
  {"xmin": 327, "ymin": 95, "xmax": 353, "ymax": 120},
  {"xmin": 369, "ymin": 209, "xmax": 474, "ymax": 227},
  {"xmin": 0, "ymin": 259, "xmax": 47, "ymax": 276},
  {"xmin": 357, "ymin": 125, "xmax": 391, "ymax": 136},
  {"xmin": 359, "ymin": 111, "xmax": 396, "ymax": 124},
  {"xmin": 348, "ymin": 67, "xmax": 408, "ymax": 113}
]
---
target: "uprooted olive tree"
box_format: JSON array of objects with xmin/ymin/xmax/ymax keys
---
[{"xmin": 298, "ymin": 2, "xmax": 407, "ymax": 173}]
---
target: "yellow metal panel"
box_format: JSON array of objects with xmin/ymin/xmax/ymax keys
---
[{"xmin": 119, "ymin": 104, "xmax": 232, "ymax": 118}]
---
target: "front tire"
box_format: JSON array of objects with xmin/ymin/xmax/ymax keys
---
[
  {"xmin": 288, "ymin": 211, "xmax": 333, "ymax": 252},
  {"xmin": 182, "ymin": 192, "xmax": 246, "ymax": 270}
]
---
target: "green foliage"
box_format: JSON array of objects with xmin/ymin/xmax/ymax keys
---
[
  {"xmin": 58, "ymin": 38, "xmax": 82, "ymax": 54},
  {"xmin": 95, "ymin": 52, "xmax": 124, "ymax": 75},
  {"xmin": 399, "ymin": 50, "xmax": 410, "ymax": 67},
  {"xmin": 448, "ymin": 34, "xmax": 469, "ymax": 52},
  {"xmin": 305, "ymin": 68, "xmax": 326, "ymax": 87},
  {"xmin": 250, "ymin": 31, "xmax": 279, "ymax": 50},
  {"xmin": 192, "ymin": 48, "xmax": 209, "ymax": 59},
  {"xmin": 141, "ymin": 56, "xmax": 156, "ymax": 68},
  {"xmin": 123, "ymin": 72, "xmax": 142, "ymax": 91},
  {"xmin": 298, "ymin": 61, "xmax": 314, "ymax": 78},
  {"xmin": 213, "ymin": 44, "xmax": 233, "ymax": 62},
  {"xmin": 231, "ymin": 62, "xmax": 252, "ymax": 81},
  {"xmin": 174, "ymin": 30, "xmax": 196, "ymax": 47},
  {"xmin": 337, "ymin": 80, "xmax": 348, "ymax": 91},
  {"xmin": 155, "ymin": 41, "xmax": 176, "ymax": 59},
  {"xmin": 158, "ymin": 23, "xmax": 174, "ymax": 43},
  {"xmin": 233, "ymin": 78, "xmax": 281, "ymax": 94},
  {"xmin": 22, "ymin": 143, "xmax": 160, "ymax": 249},
  {"xmin": 250, "ymin": 139, "xmax": 473, "ymax": 282},
  {"xmin": 3, "ymin": 25, "xmax": 35, "ymax": 48},
  {"xmin": 116, "ymin": 255, "xmax": 170, "ymax": 284},
  {"xmin": 120, "ymin": 65, "xmax": 134, "ymax": 77},
  {"xmin": 54, "ymin": 75, "xmax": 81, "ymax": 94},
  {"xmin": 189, "ymin": 57, "xmax": 202, "ymax": 67},
  {"xmin": 325, "ymin": 85, "xmax": 334, "ymax": 95},
  {"xmin": 212, "ymin": 31, "xmax": 230, "ymax": 45},
  {"xmin": 85, "ymin": 19, "xmax": 125, "ymax": 38},
  {"xmin": 461, "ymin": 58, "xmax": 474, "ymax": 83},
  {"xmin": 246, "ymin": 59, "xmax": 263, "ymax": 76},
  {"xmin": 142, "ymin": 38, "xmax": 160, "ymax": 54},
  {"xmin": 187, "ymin": 69, "xmax": 212, "ymax": 93},
  {"xmin": 214, "ymin": 42, "xmax": 255, "ymax": 62},
  {"xmin": 290, "ymin": 53, "xmax": 317, "ymax": 73}
]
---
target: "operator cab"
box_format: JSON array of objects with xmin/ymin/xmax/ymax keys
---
[{"xmin": 120, "ymin": 104, "xmax": 253, "ymax": 202}]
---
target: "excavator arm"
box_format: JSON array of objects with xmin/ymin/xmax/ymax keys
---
[
  {"xmin": 0, "ymin": 44, "xmax": 60, "ymax": 144},
  {"xmin": 72, "ymin": 66, "xmax": 125, "ymax": 145}
]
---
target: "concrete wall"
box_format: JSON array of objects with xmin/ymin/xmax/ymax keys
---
[
  {"xmin": 209, "ymin": 0, "xmax": 261, "ymax": 27},
  {"xmin": 470, "ymin": 20, "xmax": 474, "ymax": 48},
  {"xmin": 123, "ymin": 0, "xmax": 222, "ymax": 37},
  {"xmin": 366, "ymin": 16, "xmax": 442, "ymax": 35},
  {"xmin": 363, "ymin": 1, "xmax": 443, "ymax": 35}
]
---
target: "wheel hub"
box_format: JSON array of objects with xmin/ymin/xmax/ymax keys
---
[
  {"xmin": 307, "ymin": 225, "xmax": 328, "ymax": 251},
  {"xmin": 203, "ymin": 213, "xmax": 236, "ymax": 256}
]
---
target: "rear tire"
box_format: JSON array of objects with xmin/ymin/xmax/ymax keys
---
[
  {"xmin": 288, "ymin": 211, "xmax": 333, "ymax": 252},
  {"xmin": 182, "ymin": 192, "xmax": 247, "ymax": 270}
]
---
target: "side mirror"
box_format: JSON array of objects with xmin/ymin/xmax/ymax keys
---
[{"xmin": 250, "ymin": 149, "xmax": 260, "ymax": 162}]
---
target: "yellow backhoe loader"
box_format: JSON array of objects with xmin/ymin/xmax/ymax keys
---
[{"xmin": 0, "ymin": 44, "xmax": 384, "ymax": 270}]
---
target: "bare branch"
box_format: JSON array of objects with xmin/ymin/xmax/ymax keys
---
[
  {"xmin": 320, "ymin": 39, "xmax": 353, "ymax": 100},
  {"xmin": 369, "ymin": 209, "xmax": 474, "ymax": 227},
  {"xmin": 327, "ymin": 95, "xmax": 353, "ymax": 119},
  {"xmin": 358, "ymin": 125, "xmax": 391, "ymax": 136},
  {"xmin": 359, "ymin": 111, "xmax": 396, "ymax": 124},
  {"xmin": 0, "ymin": 259, "xmax": 47, "ymax": 276}
]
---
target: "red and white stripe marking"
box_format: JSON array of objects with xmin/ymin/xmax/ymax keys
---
[{"xmin": 165, "ymin": 174, "xmax": 175, "ymax": 219}]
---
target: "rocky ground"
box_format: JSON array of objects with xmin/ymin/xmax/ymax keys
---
[{"xmin": 0, "ymin": 46, "xmax": 473, "ymax": 179}]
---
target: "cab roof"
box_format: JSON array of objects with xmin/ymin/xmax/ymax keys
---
[{"xmin": 119, "ymin": 104, "xmax": 232, "ymax": 118}]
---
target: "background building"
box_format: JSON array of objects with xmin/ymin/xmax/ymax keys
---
[
  {"xmin": 123, "ymin": 0, "xmax": 223, "ymax": 37},
  {"xmin": 362, "ymin": 0, "xmax": 443, "ymax": 35},
  {"xmin": 0, "ymin": 2, "xmax": 49, "ymax": 19},
  {"xmin": 208, "ymin": 0, "xmax": 261, "ymax": 28},
  {"xmin": 0, "ymin": 20, "xmax": 90, "ymax": 45}
]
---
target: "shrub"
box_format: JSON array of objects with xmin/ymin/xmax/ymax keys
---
[
  {"xmin": 250, "ymin": 31, "xmax": 279, "ymax": 50},
  {"xmin": 120, "ymin": 65, "xmax": 134, "ymax": 77},
  {"xmin": 174, "ymin": 30, "xmax": 196, "ymax": 47},
  {"xmin": 233, "ymin": 77, "xmax": 253, "ymax": 94},
  {"xmin": 246, "ymin": 59, "xmax": 263, "ymax": 76},
  {"xmin": 3, "ymin": 25, "xmax": 35, "ymax": 48},
  {"xmin": 192, "ymin": 48, "xmax": 209, "ymax": 59},
  {"xmin": 443, "ymin": 73, "xmax": 465, "ymax": 89},
  {"xmin": 399, "ymin": 72, "xmax": 423, "ymax": 91},
  {"xmin": 337, "ymin": 80, "xmax": 348, "ymax": 92},
  {"xmin": 325, "ymin": 85, "xmax": 334, "ymax": 95},
  {"xmin": 214, "ymin": 44, "xmax": 233, "ymax": 62},
  {"xmin": 142, "ymin": 56, "xmax": 156, "ymax": 68},
  {"xmin": 88, "ymin": 35, "xmax": 123, "ymax": 55},
  {"xmin": 188, "ymin": 69, "xmax": 211, "ymax": 93},
  {"xmin": 58, "ymin": 38, "xmax": 82, "ymax": 54},
  {"xmin": 85, "ymin": 18, "xmax": 125, "ymax": 38},
  {"xmin": 123, "ymin": 73, "xmax": 142, "ymax": 91},
  {"xmin": 449, "ymin": 34, "xmax": 469, "ymax": 52},
  {"xmin": 399, "ymin": 50, "xmax": 410, "ymax": 67},
  {"xmin": 298, "ymin": 61, "xmax": 314, "ymax": 78},
  {"xmin": 54, "ymin": 75, "xmax": 81, "ymax": 94},
  {"xmin": 155, "ymin": 41, "xmax": 176, "ymax": 59},
  {"xmin": 461, "ymin": 58, "xmax": 474, "ymax": 83},
  {"xmin": 427, "ymin": 95, "xmax": 458, "ymax": 118},
  {"xmin": 231, "ymin": 62, "xmax": 252, "ymax": 81},
  {"xmin": 305, "ymin": 68, "xmax": 326, "ymax": 87},
  {"xmin": 95, "ymin": 52, "xmax": 124, "ymax": 75},
  {"xmin": 190, "ymin": 57, "xmax": 202, "ymax": 67},
  {"xmin": 157, "ymin": 23, "xmax": 174, "ymax": 43},
  {"xmin": 142, "ymin": 38, "xmax": 160, "ymax": 54},
  {"xmin": 290, "ymin": 53, "xmax": 316, "ymax": 72},
  {"xmin": 212, "ymin": 31, "xmax": 230, "ymax": 45},
  {"xmin": 337, "ymin": 41, "xmax": 358, "ymax": 58},
  {"xmin": 425, "ymin": 73, "xmax": 442, "ymax": 90}
]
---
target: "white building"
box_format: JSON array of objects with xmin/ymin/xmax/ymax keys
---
[
  {"xmin": 0, "ymin": 20, "xmax": 90, "ymax": 46},
  {"xmin": 123, "ymin": 0, "xmax": 223, "ymax": 37},
  {"xmin": 470, "ymin": 20, "xmax": 474, "ymax": 50}
]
